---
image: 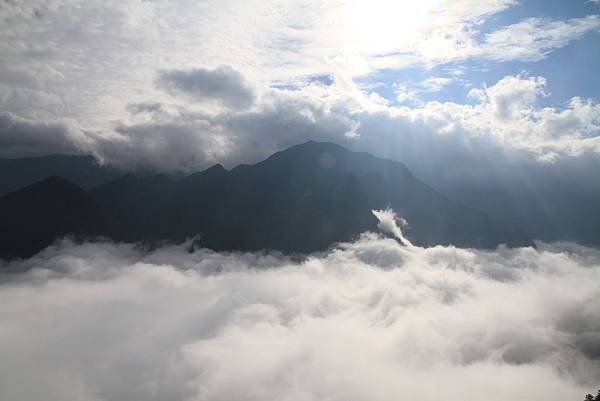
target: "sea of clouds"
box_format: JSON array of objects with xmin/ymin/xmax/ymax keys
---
[{"xmin": 1, "ymin": 225, "xmax": 600, "ymax": 401}]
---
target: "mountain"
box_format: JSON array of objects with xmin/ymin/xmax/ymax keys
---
[
  {"xmin": 424, "ymin": 164, "xmax": 600, "ymax": 247},
  {"xmin": 0, "ymin": 142, "xmax": 533, "ymax": 259},
  {"xmin": 0, "ymin": 176, "xmax": 110, "ymax": 259},
  {"xmin": 373, "ymin": 143, "xmax": 600, "ymax": 247},
  {"xmin": 0, "ymin": 154, "xmax": 121, "ymax": 195}
]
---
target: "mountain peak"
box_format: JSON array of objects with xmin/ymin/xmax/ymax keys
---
[
  {"xmin": 206, "ymin": 163, "xmax": 227, "ymax": 172},
  {"xmin": 13, "ymin": 175, "xmax": 84, "ymax": 196},
  {"xmin": 290, "ymin": 140, "xmax": 349, "ymax": 152}
]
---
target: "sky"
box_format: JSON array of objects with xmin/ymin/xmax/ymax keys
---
[{"xmin": 1, "ymin": 0, "xmax": 599, "ymax": 172}]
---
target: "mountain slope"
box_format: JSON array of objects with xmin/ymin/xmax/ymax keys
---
[
  {"xmin": 0, "ymin": 142, "xmax": 533, "ymax": 258},
  {"xmin": 230, "ymin": 141, "xmax": 530, "ymax": 249},
  {"xmin": 0, "ymin": 177, "xmax": 109, "ymax": 259}
]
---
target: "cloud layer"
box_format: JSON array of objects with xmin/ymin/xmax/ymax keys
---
[{"xmin": 1, "ymin": 236, "xmax": 599, "ymax": 401}]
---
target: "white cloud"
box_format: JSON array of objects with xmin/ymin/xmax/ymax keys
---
[
  {"xmin": 372, "ymin": 208, "xmax": 413, "ymax": 246},
  {"xmin": 392, "ymin": 76, "xmax": 453, "ymax": 104},
  {"xmin": 478, "ymin": 15, "xmax": 600, "ymax": 62},
  {"xmin": 0, "ymin": 236, "xmax": 599, "ymax": 401},
  {"xmin": 394, "ymin": 83, "xmax": 419, "ymax": 104},
  {"xmin": 468, "ymin": 75, "xmax": 548, "ymax": 120},
  {"xmin": 382, "ymin": 74, "xmax": 600, "ymax": 160},
  {"xmin": 418, "ymin": 76, "xmax": 453, "ymax": 92},
  {"xmin": 0, "ymin": 84, "xmax": 65, "ymax": 120}
]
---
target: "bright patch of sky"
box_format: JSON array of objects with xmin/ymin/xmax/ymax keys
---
[{"xmin": 357, "ymin": 0, "xmax": 600, "ymax": 107}]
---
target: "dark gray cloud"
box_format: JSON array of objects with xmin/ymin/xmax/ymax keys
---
[
  {"xmin": 0, "ymin": 235, "xmax": 599, "ymax": 401},
  {"xmin": 104, "ymin": 120, "xmax": 231, "ymax": 172},
  {"xmin": 126, "ymin": 102, "xmax": 164, "ymax": 115},
  {"xmin": 0, "ymin": 111, "xmax": 84, "ymax": 158},
  {"xmin": 158, "ymin": 66, "xmax": 256, "ymax": 109},
  {"xmin": 93, "ymin": 89, "xmax": 358, "ymax": 172}
]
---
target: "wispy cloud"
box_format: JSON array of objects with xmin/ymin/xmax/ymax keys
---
[
  {"xmin": 419, "ymin": 76, "xmax": 453, "ymax": 92},
  {"xmin": 477, "ymin": 15, "xmax": 600, "ymax": 62}
]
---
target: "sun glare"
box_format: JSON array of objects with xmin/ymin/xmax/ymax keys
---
[{"xmin": 343, "ymin": 0, "xmax": 445, "ymax": 56}]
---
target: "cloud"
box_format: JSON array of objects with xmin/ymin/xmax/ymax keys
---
[
  {"xmin": 0, "ymin": 111, "xmax": 92, "ymax": 158},
  {"xmin": 468, "ymin": 75, "xmax": 548, "ymax": 121},
  {"xmin": 98, "ymin": 85, "xmax": 360, "ymax": 172},
  {"xmin": 218, "ymin": 73, "xmax": 598, "ymax": 166},
  {"xmin": 416, "ymin": 15, "xmax": 600, "ymax": 65},
  {"xmin": 380, "ymin": 74, "xmax": 600, "ymax": 160},
  {"xmin": 126, "ymin": 102, "xmax": 164, "ymax": 115},
  {"xmin": 0, "ymin": 236, "xmax": 599, "ymax": 401},
  {"xmin": 392, "ymin": 77, "xmax": 453, "ymax": 104},
  {"xmin": 0, "ymin": 83, "xmax": 65, "ymax": 120},
  {"xmin": 418, "ymin": 76, "xmax": 453, "ymax": 93},
  {"xmin": 372, "ymin": 208, "xmax": 413, "ymax": 246},
  {"xmin": 158, "ymin": 66, "xmax": 256, "ymax": 110},
  {"xmin": 394, "ymin": 83, "xmax": 419, "ymax": 104},
  {"xmin": 104, "ymin": 120, "xmax": 235, "ymax": 172},
  {"xmin": 478, "ymin": 15, "xmax": 600, "ymax": 62}
]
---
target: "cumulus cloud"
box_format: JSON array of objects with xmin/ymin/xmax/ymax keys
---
[
  {"xmin": 468, "ymin": 75, "xmax": 548, "ymax": 120},
  {"xmin": 158, "ymin": 66, "xmax": 256, "ymax": 110},
  {"xmin": 394, "ymin": 83, "xmax": 419, "ymax": 104},
  {"xmin": 0, "ymin": 236, "xmax": 599, "ymax": 401},
  {"xmin": 383, "ymin": 74, "xmax": 600, "ymax": 160},
  {"xmin": 100, "ymin": 85, "xmax": 360, "ymax": 172}
]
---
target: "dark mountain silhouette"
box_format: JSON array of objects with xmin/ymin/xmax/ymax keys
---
[
  {"xmin": 0, "ymin": 154, "xmax": 121, "ymax": 195},
  {"xmin": 0, "ymin": 142, "xmax": 532, "ymax": 259},
  {"xmin": 0, "ymin": 176, "xmax": 110, "ymax": 259}
]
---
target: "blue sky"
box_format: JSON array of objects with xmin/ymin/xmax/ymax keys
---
[{"xmin": 359, "ymin": 0, "xmax": 600, "ymax": 107}]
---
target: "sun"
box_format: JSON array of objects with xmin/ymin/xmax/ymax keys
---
[
  {"xmin": 310, "ymin": 0, "xmax": 450, "ymax": 73},
  {"xmin": 342, "ymin": 0, "xmax": 446, "ymax": 56}
]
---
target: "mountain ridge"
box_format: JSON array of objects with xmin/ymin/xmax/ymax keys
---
[{"xmin": 0, "ymin": 141, "xmax": 533, "ymax": 259}]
